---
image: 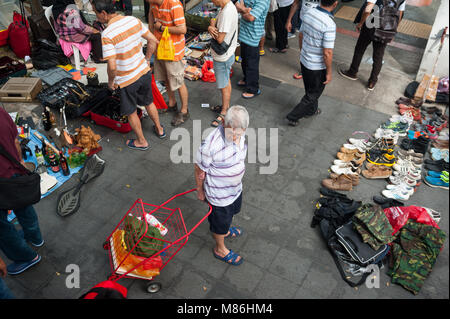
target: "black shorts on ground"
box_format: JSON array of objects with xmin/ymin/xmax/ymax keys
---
[
  {"xmin": 119, "ymin": 71, "xmax": 153, "ymax": 116},
  {"xmin": 208, "ymin": 193, "xmax": 242, "ymax": 235}
]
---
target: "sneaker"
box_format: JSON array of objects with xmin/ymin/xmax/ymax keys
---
[
  {"xmin": 362, "ymin": 166, "xmax": 392, "ymax": 179},
  {"xmin": 336, "ymin": 151, "xmax": 366, "ymax": 164},
  {"xmin": 329, "ymin": 173, "xmax": 359, "ymax": 186},
  {"xmin": 287, "ymin": 32, "xmax": 296, "ymax": 39},
  {"xmin": 7, "ymin": 254, "xmax": 41, "ymax": 275},
  {"xmin": 322, "ymin": 174, "xmax": 353, "ymax": 191},
  {"xmin": 423, "ymin": 175, "xmax": 449, "ymax": 190},
  {"xmin": 333, "ymin": 159, "xmax": 364, "ymax": 168},
  {"xmin": 398, "ymin": 149, "xmax": 424, "ymax": 159},
  {"xmin": 396, "ymin": 157, "xmax": 422, "ymax": 169},
  {"xmin": 427, "ymin": 170, "xmax": 449, "ymax": 179},
  {"xmin": 367, "ymin": 151, "xmax": 396, "ymax": 167},
  {"xmin": 385, "ymin": 183, "xmax": 415, "ymax": 195},
  {"xmin": 393, "ymin": 161, "xmax": 422, "ymax": 175},
  {"xmin": 346, "ymin": 138, "xmax": 373, "ymax": 152},
  {"xmin": 331, "ymin": 163, "xmax": 361, "ymax": 175},
  {"xmin": 338, "ymin": 68, "xmax": 358, "ymax": 81},
  {"xmin": 367, "ymin": 81, "xmax": 376, "ymax": 91},
  {"xmin": 389, "ymin": 175, "xmax": 419, "ymax": 187},
  {"xmin": 382, "ymin": 188, "xmax": 411, "ymax": 201}
]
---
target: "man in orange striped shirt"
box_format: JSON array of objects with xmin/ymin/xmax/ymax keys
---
[
  {"xmin": 148, "ymin": 0, "xmax": 190, "ymax": 127},
  {"xmin": 93, "ymin": 0, "xmax": 166, "ymax": 151}
]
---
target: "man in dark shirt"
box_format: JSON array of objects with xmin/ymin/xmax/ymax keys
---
[{"xmin": 0, "ymin": 107, "xmax": 43, "ymax": 275}]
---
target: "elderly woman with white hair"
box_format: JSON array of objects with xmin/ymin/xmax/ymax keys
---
[{"xmin": 195, "ymin": 105, "xmax": 249, "ymax": 266}]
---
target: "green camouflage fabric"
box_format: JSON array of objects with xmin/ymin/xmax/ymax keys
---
[
  {"xmin": 388, "ymin": 220, "xmax": 446, "ymax": 295},
  {"xmin": 352, "ymin": 203, "xmax": 395, "ymax": 250}
]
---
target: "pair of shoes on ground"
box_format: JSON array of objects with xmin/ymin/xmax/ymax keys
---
[
  {"xmin": 395, "ymin": 96, "xmax": 422, "ymax": 109},
  {"xmin": 424, "ymin": 159, "xmax": 449, "ymax": 172},
  {"xmin": 362, "ymin": 164, "xmax": 392, "ymax": 179},
  {"xmin": 366, "ymin": 148, "xmax": 396, "ymax": 167},
  {"xmin": 400, "ymin": 136, "xmax": 430, "ymax": 155},
  {"xmin": 213, "ymin": 226, "xmax": 244, "ymax": 266},
  {"xmin": 382, "ymin": 182, "xmax": 417, "ymax": 201},
  {"xmin": 430, "ymin": 148, "xmax": 449, "ymax": 162},
  {"xmin": 323, "ymin": 158, "xmax": 363, "ymax": 191},
  {"xmin": 338, "ymin": 68, "xmax": 376, "ymax": 91},
  {"xmin": 423, "ymin": 170, "xmax": 449, "ymax": 190},
  {"xmin": 373, "ymin": 195, "xmax": 404, "ymax": 209}
]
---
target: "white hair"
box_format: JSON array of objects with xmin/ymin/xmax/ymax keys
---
[{"xmin": 224, "ymin": 105, "xmax": 249, "ymax": 129}]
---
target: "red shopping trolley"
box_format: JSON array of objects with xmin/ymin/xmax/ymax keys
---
[{"xmin": 103, "ymin": 188, "xmax": 211, "ymax": 293}]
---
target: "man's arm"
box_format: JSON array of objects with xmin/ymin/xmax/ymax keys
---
[
  {"xmin": 356, "ymin": 2, "xmax": 375, "ymax": 31},
  {"xmin": 323, "ymin": 48, "xmax": 333, "ymax": 85},
  {"xmin": 142, "ymin": 29, "xmax": 159, "ymax": 59},
  {"xmin": 235, "ymin": 0, "xmax": 255, "ymax": 22},
  {"xmin": 14, "ymin": 138, "xmax": 25, "ymax": 165},
  {"xmin": 107, "ymin": 59, "xmax": 117, "ymax": 90},
  {"xmin": 195, "ymin": 164, "xmax": 206, "ymax": 201},
  {"xmin": 286, "ymin": 0, "xmax": 300, "ymax": 33}
]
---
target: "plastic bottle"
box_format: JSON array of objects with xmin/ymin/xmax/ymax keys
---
[
  {"xmin": 59, "ymin": 151, "xmax": 70, "ymax": 176},
  {"xmin": 145, "ymin": 214, "xmax": 168, "ymax": 236}
]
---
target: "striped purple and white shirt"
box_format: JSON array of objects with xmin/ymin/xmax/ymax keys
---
[{"xmin": 196, "ymin": 126, "xmax": 247, "ymax": 207}]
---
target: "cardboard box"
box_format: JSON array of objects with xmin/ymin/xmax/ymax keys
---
[{"xmin": 0, "ymin": 77, "xmax": 42, "ymax": 102}]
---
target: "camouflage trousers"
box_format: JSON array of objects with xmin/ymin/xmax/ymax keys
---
[
  {"xmin": 388, "ymin": 220, "xmax": 447, "ymax": 295},
  {"xmin": 353, "ymin": 203, "xmax": 395, "ymax": 251}
]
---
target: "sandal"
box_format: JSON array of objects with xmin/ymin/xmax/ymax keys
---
[
  {"xmin": 126, "ymin": 139, "xmax": 149, "ymax": 151},
  {"xmin": 269, "ymin": 48, "xmax": 288, "ymax": 53},
  {"xmin": 211, "ymin": 113, "xmax": 226, "ymax": 128},
  {"xmin": 159, "ymin": 103, "xmax": 178, "ymax": 114},
  {"xmin": 293, "ymin": 73, "xmax": 303, "ymax": 80},
  {"xmin": 224, "ymin": 226, "xmax": 243, "ymax": 239},
  {"xmin": 153, "ymin": 125, "xmax": 166, "ymax": 139},
  {"xmin": 213, "ymin": 249, "xmax": 243, "ymax": 266},
  {"xmin": 210, "ymin": 104, "xmax": 222, "ymax": 113},
  {"xmin": 259, "ymin": 49, "xmax": 265, "ymax": 56},
  {"xmin": 242, "ymin": 89, "xmax": 261, "ymax": 99},
  {"xmin": 171, "ymin": 111, "xmax": 190, "ymax": 127}
]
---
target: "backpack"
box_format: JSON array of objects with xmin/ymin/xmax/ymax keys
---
[{"xmin": 373, "ymin": 0, "xmax": 405, "ymax": 43}]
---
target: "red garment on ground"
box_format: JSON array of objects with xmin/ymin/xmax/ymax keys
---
[{"xmin": 383, "ymin": 206, "xmax": 440, "ymax": 235}]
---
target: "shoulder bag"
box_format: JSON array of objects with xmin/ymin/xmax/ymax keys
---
[{"xmin": 0, "ymin": 144, "xmax": 41, "ymax": 210}]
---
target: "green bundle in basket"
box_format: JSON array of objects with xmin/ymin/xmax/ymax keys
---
[{"xmin": 123, "ymin": 215, "xmax": 165, "ymax": 258}]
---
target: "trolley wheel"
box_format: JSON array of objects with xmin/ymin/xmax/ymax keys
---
[
  {"xmin": 146, "ymin": 282, "xmax": 162, "ymax": 293},
  {"xmin": 103, "ymin": 240, "xmax": 110, "ymax": 250}
]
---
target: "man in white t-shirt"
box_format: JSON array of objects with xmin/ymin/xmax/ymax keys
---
[{"xmin": 208, "ymin": 0, "xmax": 239, "ymax": 127}]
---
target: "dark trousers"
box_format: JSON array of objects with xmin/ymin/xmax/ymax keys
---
[
  {"xmin": 241, "ymin": 42, "xmax": 260, "ymax": 95},
  {"xmin": 0, "ymin": 205, "xmax": 42, "ymax": 263},
  {"xmin": 349, "ymin": 25, "xmax": 387, "ymax": 84},
  {"xmin": 286, "ymin": 63, "xmax": 327, "ymax": 121},
  {"xmin": 89, "ymin": 32, "xmax": 103, "ymax": 63},
  {"xmin": 123, "ymin": 0, "xmax": 132, "ymax": 14},
  {"xmin": 273, "ymin": 5, "xmax": 292, "ymax": 50}
]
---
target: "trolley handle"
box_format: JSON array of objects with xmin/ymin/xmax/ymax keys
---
[{"xmin": 146, "ymin": 188, "xmax": 212, "ymax": 243}]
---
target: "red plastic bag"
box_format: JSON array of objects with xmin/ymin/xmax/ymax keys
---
[
  {"xmin": 80, "ymin": 280, "xmax": 127, "ymax": 299},
  {"xmin": 201, "ymin": 60, "xmax": 216, "ymax": 83},
  {"xmin": 383, "ymin": 206, "xmax": 440, "ymax": 235},
  {"xmin": 151, "ymin": 73, "xmax": 167, "ymax": 110}
]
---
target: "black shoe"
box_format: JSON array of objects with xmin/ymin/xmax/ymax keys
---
[
  {"xmin": 412, "ymin": 136, "xmax": 430, "ymax": 154},
  {"xmin": 373, "ymin": 195, "xmax": 404, "ymax": 209},
  {"xmin": 425, "ymin": 159, "xmax": 449, "ymax": 172},
  {"xmin": 338, "ymin": 68, "xmax": 358, "ymax": 81},
  {"xmin": 401, "ymin": 138, "xmax": 414, "ymax": 150},
  {"xmin": 319, "ymin": 187, "xmax": 349, "ymax": 199}
]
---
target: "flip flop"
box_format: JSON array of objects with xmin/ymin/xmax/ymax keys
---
[
  {"xmin": 211, "ymin": 113, "xmax": 226, "ymax": 128},
  {"xmin": 153, "ymin": 125, "xmax": 166, "ymax": 139},
  {"xmin": 242, "ymin": 89, "xmax": 261, "ymax": 99},
  {"xmin": 213, "ymin": 249, "xmax": 243, "ymax": 266},
  {"xmin": 224, "ymin": 226, "xmax": 243, "ymax": 239},
  {"xmin": 259, "ymin": 49, "xmax": 265, "ymax": 56},
  {"xmin": 293, "ymin": 73, "xmax": 303, "ymax": 80},
  {"xmin": 126, "ymin": 139, "xmax": 149, "ymax": 151},
  {"xmin": 269, "ymin": 48, "xmax": 288, "ymax": 53}
]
